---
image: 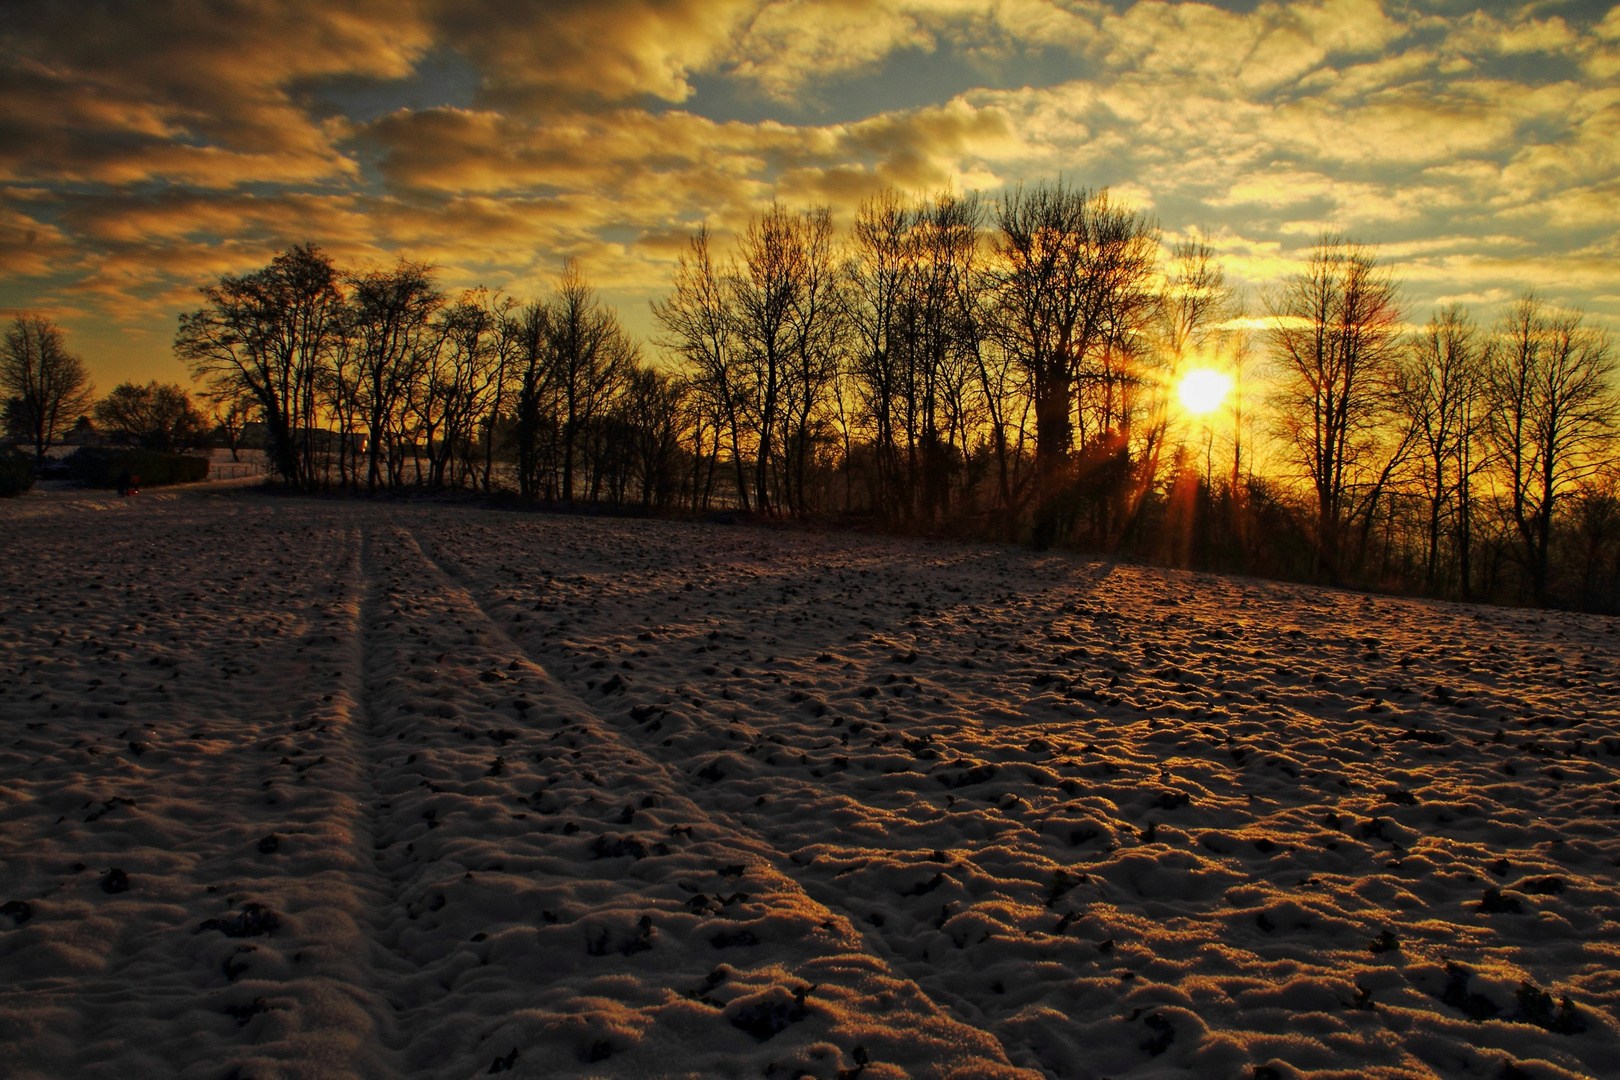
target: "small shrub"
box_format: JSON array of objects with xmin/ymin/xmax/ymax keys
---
[
  {"xmin": 63, "ymin": 446, "xmax": 210, "ymax": 488},
  {"xmin": 0, "ymin": 447, "xmax": 34, "ymax": 497}
]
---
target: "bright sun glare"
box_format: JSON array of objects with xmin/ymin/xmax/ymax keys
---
[{"xmin": 1177, "ymin": 367, "xmax": 1233, "ymax": 416}]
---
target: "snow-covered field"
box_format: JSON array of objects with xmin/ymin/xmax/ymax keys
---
[{"xmin": 2, "ymin": 489, "xmax": 1618, "ymax": 1080}]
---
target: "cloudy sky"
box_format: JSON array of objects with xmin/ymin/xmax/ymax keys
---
[{"xmin": 2, "ymin": 0, "xmax": 1616, "ymax": 386}]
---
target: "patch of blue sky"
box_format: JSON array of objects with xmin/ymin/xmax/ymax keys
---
[
  {"xmin": 677, "ymin": 43, "xmax": 1100, "ymax": 126},
  {"xmin": 300, "ymin": 49, "xmax": 482, "ymax": 124}
]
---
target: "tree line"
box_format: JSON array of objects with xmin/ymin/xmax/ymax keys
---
[
  {"xmin": 650, "ymin": 186, "xmax": 1618, "ymax": 610},
  {"xmin": 171, "ymin": 247, "xmax": 683, "ymax": 505},
  {"xmin": 5, "ymin": 180, "xmax": 1616, "ymax": 610},
  {"xmin": 2, "ymin": 315, "xmax": 213, "ymax": 457}
]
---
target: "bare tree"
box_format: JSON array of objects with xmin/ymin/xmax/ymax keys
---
[
  {"xmin": 916, "ymin": 191, "xmax": 988, "ymax": 523},
  {"xmin": 94, "ymin": 381, "xmax": 209, "ymax": 451},
  {"xmin": 1267, "ymin": 235, "xmax": 1410, "ymax": 579},
  {"xmin": 510, "ymin": 299, "xmax": 555, "ymax": 499},
  {"xmin": 973, "ymin": 326, "xmax": 1035, "ymax": 535},
  {"xmin": 324, "ymin": 311, "xmax": 363, "ymax": 489},
  {"xmin": 480, "ymin": 294, "xmax": 523, "ymax": 493},
  {"xmin": 653, "ymin": 226, "xmax": 751, "ymax": 511},
  {"xmin": 206, "ymin": 388, "xmax": 256, "ymax": 462},
  {"xmin": 991, "ymin": 181, "xmax": 1159, "ymax": 547},
  {"xmin": 993, "ymin": 181, "xmax": 1085, "ymax": 545},
  {"xmin": 549, "ymin": 262, "xmax": 636, "ymax": 502},
  {"xmin": 847, "ymin": 189, "xmax": 914, "ymax": 519},
  {"xmin": 855, "ymin": 190, "xmax": 989, "ymax": 526},
  {"xmin": 1484, "ymin": 293, "xmax": 1617, "ymax": 604},
  {"xmin": 622, "ymin": 365, "xmax": 687, "ymax": 509},
  {"xmin": 177, "ymin": 244, "xmax": 345, "ymax": 488},
  {"xmin": 731, "ymin": 203, "xmax": 810, "ymax": 515},
  {"xmin": 402, "ymin": 312, "xmax": 452, "ymax": 487},
  {"xmin": 1567, "ymin": 473, "xmax": 1620, "ymax": 612},
  {"xmin": 775, "ymin": 205, "xmax": 843, "ymax": 519},
  {"xmin": 1399, "ymin": 306, "xmax": 1486, "ymax": 594},
  {"xmin": 1, "ymin": 313, "xmax": 95, "ymax": 463},
  {"xmin": 348, "ymin": 260, "xmax": 443, "ymax": 491},
  {"xmin": 682, "ymin": 386, "xmax": 723, "ymax": 512},
  {"xmin": 421, "ymin": 289, "xmax": 507, "ymax": 489}
]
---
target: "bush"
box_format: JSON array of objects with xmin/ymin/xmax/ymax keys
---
[
  {"xmin": 64, "ymin": 446, "xmax": 210, "ymax": 488},
  {"xmin": 0, "ymin": 446, "xmax": 34, "ymax": 497}
]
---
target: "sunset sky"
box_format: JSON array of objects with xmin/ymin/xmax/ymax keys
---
[{"xmin": 2, "ymin": 0, "xmax": 1617, "ymax": 388}]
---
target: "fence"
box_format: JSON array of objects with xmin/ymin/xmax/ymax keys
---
[{"xmin": 208, "ymin": 461, "xmax": 266, "ymax": 480}]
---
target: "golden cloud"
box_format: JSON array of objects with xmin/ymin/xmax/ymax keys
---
[
  {"xmin": 2, "ymin": 0, "xmax": 1618, "ymax": 370},
  {"xmin": 723, "ymin": 0, "xmax": 1101, "ymax": 99},
  {"xmin": 436, "ymin": 0, "xmax": 756, "ymax": 107},
  {"xmin": 0, "ymin": 200, "xmax": 79, "ymax": 278}
]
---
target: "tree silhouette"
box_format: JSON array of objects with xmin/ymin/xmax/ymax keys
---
[
  {"xmin": 653, "ymin": 226, "xmax": 751, "ymax": 511},
  {"xmin": 347, "ymin": 260, "xmax": 443, "ymax": 491},
  {"xmin": 846, "ymin": 190, "xmax": 987, "ymax": 526},
  {"xmin": 1484, "ymin": 294, "xmax": 1617, "ymax": 605},
  {"xmin": 177, "ymin": 244, "xmax": 345, "ymax": 487},
  {"xmin": 1, "ymin": 313, "xmax": 95, "ymax": 463},
  {"xmin": 93, "ymin": 381, "xmax": 209, "ymax": 451},
  {"xmin": 991, "ymin": 182, "xmax": 1158, "ymax": 548},
  {"xmin": 1399, "ymin": 306, "xmax": 1486, "ymax": 595},
  {"xmin": 547, "ymin": 262, "xmax": 636, "ymax": 502},
  {"xmin": 156, "ymin": 213, "xmax": 1620, "ymax": 611},
  {"xmin": 206, "ymin": 389, "xmax": 256, "ymax": 462},
  {"xmin": 1267, "ymin": 235, "xmax": 1411, "ymax": 580},
  {"xmin": 846, "ymin": 189, "xmax": 913, "ymax": 520}
]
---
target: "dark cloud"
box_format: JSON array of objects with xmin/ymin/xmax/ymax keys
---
[{"xmin": 0, "ymin": 0, "xmax": 424, "ymax": 186}]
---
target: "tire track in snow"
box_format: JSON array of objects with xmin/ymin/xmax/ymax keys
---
[
  {"xmin": 1, "ymin": 508, "xmax": 404, "ymax": 1080},
  {"xmin": 419, "ymin": 512, "xmax": 1620, "ymax": 1080},
  {"xmin": 418, "ymin": 529, "xmax": 1113, "ymax": 1078},
  {"xmin": 354, "ymin": 523, "xmax": 1034, "ymax": 1079}
]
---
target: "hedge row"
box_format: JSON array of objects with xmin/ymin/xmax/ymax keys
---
[
  {"xmin": 64, "ymin": 447, "xmax": 211, "ymax": 488},
  {"xmin": 0, "ymin": 447, "xmax": 34, "ymax": 497}
]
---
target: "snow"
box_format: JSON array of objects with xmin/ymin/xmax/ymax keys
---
[{"xmin": 2, "ymin": 489, "xmax": 1617, "ymax": 1079}]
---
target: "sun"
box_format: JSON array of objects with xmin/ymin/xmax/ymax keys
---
[{"xmin": 1177, "ymin": 367, "xmax": 1233, "ymax": 416}]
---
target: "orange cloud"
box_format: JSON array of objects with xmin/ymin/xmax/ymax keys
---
[
  {"xmin": 1, "ymin": 0, "xmax": 1617, "ymax": 384},
  {"xmin": 0, "ymin": 198, "xmax": 79, "ymax": 278},
  {"xmin": 435, "ymin": 0, "xmax": 756, "ymax": 107}
]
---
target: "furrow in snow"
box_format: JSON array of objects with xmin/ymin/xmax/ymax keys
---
[
  {"xmin": 421, "ymin": 506, "xmax": 1620, "ymax": 1080},
  {"xmin": 350, "ymin": 523, "xmax": 1036, "ymax": 1079}
]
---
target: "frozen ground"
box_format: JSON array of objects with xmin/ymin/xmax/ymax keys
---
[{"xmin": 2, "ymin": 490, "xmax": 1617, "ymax": 1080}]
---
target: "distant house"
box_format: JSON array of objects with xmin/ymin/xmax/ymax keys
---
[
  {"xmin": 17, "ymin": 416, "xmax": 107, "ymax": 459},
  {"xmin": 61, "ymin": 416, "xmax": 107, "ymax": 447},
  {"xmin": 240, "ymin": 422, "xmax": 367, "ymax": 455}
]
